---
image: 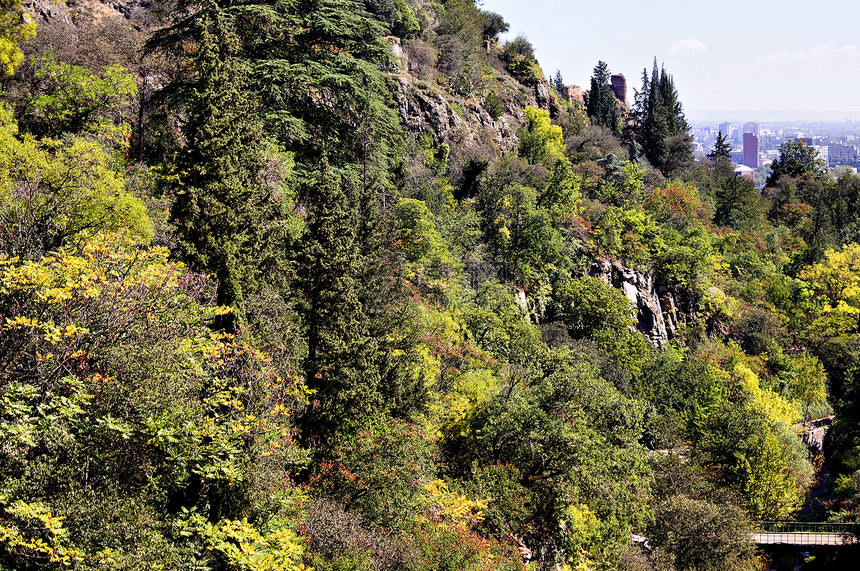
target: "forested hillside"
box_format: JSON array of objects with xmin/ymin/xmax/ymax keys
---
[{"xmin": 3, "ymin": 0, "xmax": 860, "ymax": 569}]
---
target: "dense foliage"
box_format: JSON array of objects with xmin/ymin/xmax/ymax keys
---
[{"xmin": 3, "ymin": 0, "xmax": 860, "ymax": 569}]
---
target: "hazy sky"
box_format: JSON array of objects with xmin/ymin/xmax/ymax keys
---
[{"xmin": 480, "ymin": 0, "xmax": 860, "ymax": 122}]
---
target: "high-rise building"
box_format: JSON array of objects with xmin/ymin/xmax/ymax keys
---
[
  {"xmin": 743, "ymin": 122, "xmax": 760, "ymax": 138},
  {"xmin": 829, "ymin": 143, "xmax": 858, "ymax": 165},
  {"xmin": 743, "ymin": 132, "xmax": 759, "ymax": 169},
  {"xmin": 718, "ymin": 122, "xmax": 733, "ymax": 140}
]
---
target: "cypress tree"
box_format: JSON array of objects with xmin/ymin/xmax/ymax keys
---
[
  {"xmin": 587, "ymin": 61, "xmax": 620, "ymax": 133},
  {"xmin": 171, "ymin": 6, "xmax": 283, "ymax": 327},
  {"xmin": 634, "ymin": 58, "xmax": 692, "ymax": 176},
  {"xmin": 553, "ymin": 69, "xmax": 567, "ymax": 100},
  {"xmin": 295, "ymin": 162, "xmax": 381, "ymax": 440}
]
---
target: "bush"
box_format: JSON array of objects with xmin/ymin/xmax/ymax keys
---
[
  {"xmin": 730, "ymin": 305, "xmax": 787, "ymax": 355},
  {"xmin": 304, "ymin": 501, "xmax": 419, "ymax": 571},
  {"xmin": 0, "ymin": 235, "xmax": 308, "ymax": 568},
  {"xmin": 483, "ymin": 90, "xmax": 504, "ymax": 120},
  {"xmin": 308, "ymin": 416, "xmax": 436, "ymax": 531},
  {"xmin": 404, "ymin": 39, "xmax": 437, "ymax": 80},
  {"xmin": 499, "ymin": 36, "xmax": 543, "ymax": 87}
]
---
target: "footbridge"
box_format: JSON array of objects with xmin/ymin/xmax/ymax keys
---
[{"xmin": 753, "ymin": 522, "xmax": 859, "ymax": 546}]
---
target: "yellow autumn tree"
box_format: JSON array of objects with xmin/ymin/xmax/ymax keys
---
[
  {"xmin": 797, "ymin": 243, "xmax": 860, "ymax": 339},
  {"xmin": 732, "ymin": 363, "xmax": 813, "ymax": 519},
  {"xmin": 0, "ymin": 235, "xmax": 309, "ymax": 569},
  {"xmin": 0, "ymin": 104, "xmax": 152, "ymax": 258},
  {"xmin": 518, "ymin": 105, "xmax": 565, "ymax": 166},
  {"xmin": 0, "ymin": 0, "xmax": 34, "ymax": 76}
]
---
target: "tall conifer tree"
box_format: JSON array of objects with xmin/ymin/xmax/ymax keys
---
[
  {"xmin": 634, "ymin": 59, "xmax": 693, "ymax": 176},
  {"xmin": 296, "ymin": 162, "xmax": 381, "ymax": 440},
  {"xmin": 587, "ymin": 61, "xmax": 620, "ymax": 133},
  {"xmin": 707, "ymin": 130, "xmax": 732, "ymax": 162},
  {"xmin": 171, "ymin": 6, "xmax": 283, "ymax": 326},
  {"xmin": 150, "ymin": 0, "xmax": 403, "ymax": 187}
]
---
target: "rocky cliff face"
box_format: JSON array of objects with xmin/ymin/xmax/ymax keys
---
[
  {"xmin": 391, "ymin": 75, "xmax": 523, "ymax": 154},
  {"xmin": 592, "ymin": 260, "xmax": 681, "ymax": 348},
  {"xmin": 800, "ymin": 416, "xmax": 832, "ymax": 455},
  {"xmin": 388, "ymin": 38, "xmax": 558, "ymax": 156},
  {"xmin": 24, "ymin": 0, "xmax": 153, "ymax": 25}
]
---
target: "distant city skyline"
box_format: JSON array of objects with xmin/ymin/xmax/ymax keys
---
[{"xmin": 480, "ymin": 0, "xmax": 860, "ymax": 122}]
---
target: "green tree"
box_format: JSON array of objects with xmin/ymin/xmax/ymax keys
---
[
  {"xmin": 308, "ymin": 415, "xmax": 435, "ymax": 531},
  {"xmin": 634, "ymin": 59, "xmax": 693, "ymax": 176},
  {"xmin": 151, "ymin": 0, "xmax": 403, "ymax": 188},
  {"xmin": 499, "ymin": 35, "xmax": 543, "ymax": 87},
  {"xmin": 23, "ymin": 53, "xmax": 138, "ymax": 140},
  {"xmin": 477, "ymin": 176, "xmax": 564, "ymax": 289},
  {"xmin": 766, "ymin": 139, "xmax": 829, "ymax": 187},
  {"xmin": 552, "ymin": 69, "xmax": 567, "ymax": 100},
  {"xmin": 479, "ymin": 10, "xmax": 508, "ymax": 42},
  {"xmin": 170, "ymin": 8, "xmax": 285, "ymax": 325},
  {"xmin": 295, "ymin": 163, "xmax": 381, "ymax": 440},
  {"xmin": 0, "ymin": 105, "xmax": 152, "ymax": 259},
  {"xmin": 713, "ymin": 168, "xmax": 767, "ymax": 230},
  {"xmin": 0, "ymin": 236, "xmax": 308, "ymax": 569},
  {"xmin": 518, "ymin": 105, "xmax": 565, "ymax": 165},
  {"xmin": 363, "ymin": 0, "xmax": 421, "ymax": 38},
  {"xmin": 549, "ymin": 276, "xmax": 651, "ymax": 383},
  {"xmin": 649, "ymin": 496, "xmax": 758, "ymax": 571},
  {"xmin": 586, "ymin": 61, "xmax": 620, "ymax": 133},
  {"xmin": 459, "ymin": 350, "xmax": 651, "ymax": 568},
  {"xmin": 707, "ymin": 130, "xmax": 732, "ymax": 162}
]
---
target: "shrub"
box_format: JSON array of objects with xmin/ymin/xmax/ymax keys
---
[
  {"xmin": 308, "ymin": 416, "xmax": 436, "ymax": 531},
  {"xmin": 483, "ymin": 90, "xmax": 504, "ymax": 120}
]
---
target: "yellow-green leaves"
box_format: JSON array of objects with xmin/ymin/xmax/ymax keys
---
[
  {"xmin": 728, "ymin": 362, "xmax": 813, "ymax": 519},
  {"xmin": 179, "ymin": 513, "xmax": 309, "ymax": 571},
  {"xmin": 0, "ymin": 0, "xmax": 35, "ymax": 76},
  {"xmin": 419, "ymin": 479, "xmax": 487, "ymax": 529},
  {"xmin": 518, "ymin": 106, "xmax": 564, "ymax": 166},
  {"xmin": 393, "ymin": 197, "xmax": 459, "ymax": 300},
  {"xmin": 0, "ymin": 235, "xmax": 309, "ymax": 566},
  {"xmin": 734, "ymin": 362, "xmax": 801, "ymax": 427},
  {"xmin": 800, "ymin": 243, "xmax": 860, "ymax": 307},
  {"xmin": 797, "ymin": 243, "xmax": 860, "ymax": 339},
  {"xmin": 0, "ymin": 106, "xmax": 152, "ymax": 257},
  {"xmin": 31, "ymin": 53, "xmax": 138, "ymax": 141},
  {"xmin": 0, "ymin": 501, "xmax": 83, "ymax": 567}
]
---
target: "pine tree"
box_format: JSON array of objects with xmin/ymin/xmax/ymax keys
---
[
  {"xmin": 707, "ymin": 130, "xmax": 732, "ymax": 162},
  {"xmin": 171, "ymin": 7, "xmax": 283, "ymax": 326},
  {"xmin": 553, "ymin": 69, "xmax": 567, "ymax": 101}
]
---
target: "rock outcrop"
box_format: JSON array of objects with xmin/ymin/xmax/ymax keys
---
[
  {"xmin": 534, "ymin": 76, "xmax": 560, "ymax": 116},
  {"xmin": 799, "ymin": 416, "xmax": 832, "ymax": 455},
  {"xmin": 388, "ymin": 38, "xmax": 558, "ymax": 154},
  {"xmin": 592, "ymin": 260, "xmax": 680, "ymax": 348},
  {"xmin": 392, "ymin": 75, "xmax": 522, "ymax": 154},
  {"xmin": 25, "ymin": 0, "xmax": 153, "ymax": 24},
  {"xmin": 566, "ymin": 85, "xmax": 585, "ymax": 105}
]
